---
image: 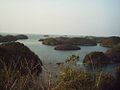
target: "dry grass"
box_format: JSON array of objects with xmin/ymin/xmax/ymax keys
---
[{"xmin": 0, "ymin": 55, "xmax": 117, "ymax": 90}]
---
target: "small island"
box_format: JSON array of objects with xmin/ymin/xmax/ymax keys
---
[
  {"xmin": 15, "ymin": 34, "xmax": 28, "ymax": 39},
  {"xmin": 44, "ymin": 35, "xmax": 49, "ymax": 37},
  {"xmin": 83, "ymin": 43, "xmax": 120, "ymax": 67},
  {"xmin": 83, "ymin": 51, "xmax": 110, "ymax": 67},
  {"xmin": 54, "ymin": 44, "xmax": 81, "ymax": 51}
]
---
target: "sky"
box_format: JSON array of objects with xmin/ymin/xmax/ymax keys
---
[{"xmin": 0, "ymin": 0, "xmax": 120, "ymax": 36}]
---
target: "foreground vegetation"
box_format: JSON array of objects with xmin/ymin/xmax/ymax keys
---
[{"xmin": 0, "ymin": 55, "xmax": 120, "ymax": 90}]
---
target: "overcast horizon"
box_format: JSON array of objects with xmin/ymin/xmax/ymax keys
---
[{"xmin": 0, "ymin": 0, "xmax": 120, "ymax": 36}]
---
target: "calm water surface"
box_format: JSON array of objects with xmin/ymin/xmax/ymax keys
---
[{"xmin": 17, "ymin": 35, "xmax": 109, "ymax": 64}]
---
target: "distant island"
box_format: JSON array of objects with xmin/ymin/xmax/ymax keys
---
[
  {"xmin": 39, "ymin": 36, "xmax": 120, "ymax": 51},
  {"xmin": 41, "ymin": 37, "xmax": 97, "ymax": 46},
  {"xmin": 54, "ymin": 44, "xmax": 81, "ymax": 50},
  {"xmin": 0, "ymin": 34, "xmax": 28, "ymax": 43},
  {"xmin": 100, "ymin": 36, "xmax": 120, "ymax": 47},
  {"xmin": 43, "ymin": 35, "xmax": 49, "ymax": 37},
  {"xmin": 39, "ymin": 37, "xmax": 98, "ymax": 50}
]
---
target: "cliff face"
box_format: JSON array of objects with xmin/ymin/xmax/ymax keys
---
[{"xmin": 0, "ymin": 42, "xmax": 42, "ymax": 75}]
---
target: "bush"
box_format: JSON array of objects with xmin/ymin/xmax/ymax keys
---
[
  {"xmin": 53, "ymin": 55, "xmax": 114, "ymax": 90},
  {"xmin": 0, "ymin": 55, "xmax": 118, "ymax": 90}
]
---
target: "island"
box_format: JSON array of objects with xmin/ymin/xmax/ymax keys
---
[
  {"xmin": 83, "ymin": 43, "xmax": 120, "ymax": 67},
  {"xmin": 83, "ymin": 51, "xmax": 110, "ymax": 67},
  {"xmin": 44, "ymin": 35, "xmax": 49, "ymax": 37},
  {"xmin": 100, "ymin": 36, "xmax": 120, "ymax": 47},
  {"xmin": 40, "ymin": 37, "xmax": 97, "ymax": 46},
  {"xmin": 42, "ymin": 38, "xmax": 61, "ymax": 46},
  {"xmin": 0, "ymin": 34, "xmax": 28, "ymax": 43},
  {"xmin": 15, "ymin": 34, "xmax": 28, "ymax": 39},
  {"xmin": 0, "ymin": 35, "xmax": 18, "ymax": 43},
  {"xmin": 54, "ymin": 44, "xmax": 81, "ymax": 51}
]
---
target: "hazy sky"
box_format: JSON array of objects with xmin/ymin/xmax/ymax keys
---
[{"xmin": 0, "ymin": 0, "xmax": 120, "ymax": 36}]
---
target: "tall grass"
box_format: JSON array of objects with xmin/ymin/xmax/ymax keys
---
[{"xmin": 0, "ymin": 55, "xmax": 118, "ymax": 90}]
